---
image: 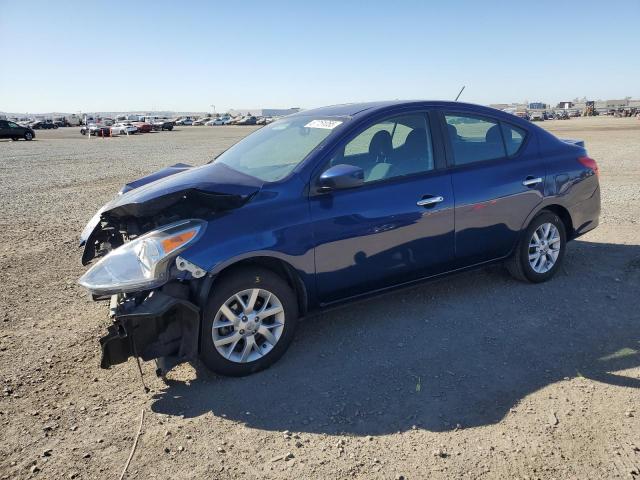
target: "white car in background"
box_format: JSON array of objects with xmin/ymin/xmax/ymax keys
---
[
  {"xmin": 192, "ymin": 118, "xmax": 212, "ymax": 126},
  {"xmin": 174, "ymin": 117, "xmax": 193, "ymax": 126},
  {"xmin": 111, "ymin": 123, "xmax": 138, "ymax": 135},
  {"xmin": 205, "ymin": 117, "xmax": 230, "ymax": 126}
]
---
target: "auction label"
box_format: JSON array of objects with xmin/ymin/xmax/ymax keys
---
[{"xmin": 304, "ymin": 119, "xmax": 343, "ymax": 129}]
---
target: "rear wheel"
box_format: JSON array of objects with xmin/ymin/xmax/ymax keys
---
[
  {"xmin": 200, "ymin": 267, "xmax": 298, "ymax": 376},
  {"xmin": 507, "ymin": 211, "xmax": 566, "ymax": 283}
]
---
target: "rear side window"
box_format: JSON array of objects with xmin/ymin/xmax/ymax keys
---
[
  {"xmin": 445, "ymin": 114, "xmax": 506, "ymax": 165},
  {"xmin": 501, "ymin": 122, "xmax": 526, "ymax": 156}
]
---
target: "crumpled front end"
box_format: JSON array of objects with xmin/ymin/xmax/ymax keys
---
[
  {"xmin": 80, "ymin": 161, "xmax": 263, "ymax": 373},
  {"xmin": 100, "ymin": 286, "xmax": 200, "ymax": 372}
]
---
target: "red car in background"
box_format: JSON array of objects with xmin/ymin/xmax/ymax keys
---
[{"xmin": 133, "ymin": 122, "xmax": 153, "ymax": 133}]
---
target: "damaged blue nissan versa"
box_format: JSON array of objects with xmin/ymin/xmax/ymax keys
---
[{"xmin": 78, "ymin": 101, "xmax": 600, "ymax": 377}]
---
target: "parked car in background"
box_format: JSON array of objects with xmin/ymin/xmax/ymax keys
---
[
  {"xmin": 151, "ymin": 119, "xmax": 174, "ymax": 131},
  {"xmin": 111, "ymin": 123, "xmax": 138, "ymax": 135},
  {"xmin": 0, "ymin": 120, "xmax": 35, "ymax": 140},
  {"xmin": 175, "ymin": 117, "xmax": 194, "ymax": 126},
  {"xmin": 236, "ymin": 115, "xmax": 258, "ymax": 125},
  {"xmin": 31, "ymin": 120, "xmax": 58, "ymax": 129},
  {"xmin": 132, "ymin": 122, "xmax": 153, "ymax": 133},
  {"xmin": 192, "ymin": 117, "xmax": 212, "ymax": 126},
  {"xmin": 529, "ymin": 111, "xmax": 544, "ymax": 121},
  {"xmin": 79, "ymin": 100, "xmax": 600, "ymax": 378},
  {"xmin": 205, "ymin": 117, "xmax": 228, "ymax": 126},
  {"xmin": 80, "ymin": 125, "xmax": 111, "ymax": 136},
  {"xmin": 556, "ymin": 111, "xmax": 570, "ymax": 120},
  {"xmin": 514, "ymin": 111, "xmax": 530, "ymax": 121}
]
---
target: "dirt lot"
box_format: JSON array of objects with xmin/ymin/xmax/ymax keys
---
[{"xmin": 0, "ymin": 117, "xmax": 638, "ymax": 480}]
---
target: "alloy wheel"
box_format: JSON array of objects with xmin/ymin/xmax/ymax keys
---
[
  {"xmin": 211, "ymin": 288, "xmax": 285, "ymax": 363},
  {"xmin": 528, "ymin": 222, "xmax": 561, "ymax": 273}
]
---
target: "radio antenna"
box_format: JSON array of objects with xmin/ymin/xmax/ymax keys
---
[{"xmin": 454, "ymin": 86, "xmax": 466, "ymax": 101}]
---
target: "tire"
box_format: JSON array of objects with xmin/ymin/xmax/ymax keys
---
[
  {"xmin": 24, "ymin": 131, "xmax": 33, "ymax": 141},
  {"xmin": 200, "ymin": 266, "xmax": 299, "ymax": 376},
  {"xmin": 81, "ymin": 129, "xmax": 86, "ymax": 135},
  {"xmin": 506, "ymin": 211, "xmax": 566, "ymax": 283}
]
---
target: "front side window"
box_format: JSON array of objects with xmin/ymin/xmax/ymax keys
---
[
  {"xmin": 445, "ymin": 114, "xmax": 506, "ymax": 165},
  {"xmin": 8, "ymin": 122, "xmax": 19, "ymax": 128},
  {"xmin": 216, "ymin": 116, "xmax": 343, "ymax": 182},
  {"xmin": 334, "ymin": 113, "xmax": 434, "ymax": 183}
]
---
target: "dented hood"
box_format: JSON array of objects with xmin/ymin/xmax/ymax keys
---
[
  {"xmin": 103, "ymin": 161, "xmax": 262, "ymax": 217},
  {"xmin": 80, "ymin": 162, "xmax": 263, "ymax": 249}
]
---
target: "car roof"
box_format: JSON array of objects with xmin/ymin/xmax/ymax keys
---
[{"xmin": 288, "ymin": 100, "xmax": 508, "ymax": 119}]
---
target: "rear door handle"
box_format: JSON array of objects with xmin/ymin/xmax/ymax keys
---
[
  {"xmin": 417, "ymin": 195, "xmax": 444, "ymax": 207},
  {"xmin": 522, "ymin": 176, "xmax": 543, "ymax": 187}
]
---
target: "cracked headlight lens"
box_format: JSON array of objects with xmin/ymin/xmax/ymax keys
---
[{"xmin": 78, "ymin": 219, "xmax": 205, "ymax": 295}]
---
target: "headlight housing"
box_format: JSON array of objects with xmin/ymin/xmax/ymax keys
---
[{"xmin": 78, "ymin": 219, "xmax": 206, "ymax": 295}]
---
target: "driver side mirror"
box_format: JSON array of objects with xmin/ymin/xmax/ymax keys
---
[{"xmin": 317, "ymin": 164, "xmax": 365, "ymax": 192}]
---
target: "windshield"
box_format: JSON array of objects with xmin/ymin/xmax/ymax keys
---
[{"xmin": 215, "ymin": 116, "xmax": 345, "ymax": 182}]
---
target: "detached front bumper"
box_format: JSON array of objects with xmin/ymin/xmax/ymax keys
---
[{"xmin": 100, "ymin": 290, "xmax": 200, "ymax": 371}]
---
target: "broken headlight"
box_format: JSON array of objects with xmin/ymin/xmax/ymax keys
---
[{"xmin": 78, "ymin": 219, "xmax": 206, "ymax": 295}]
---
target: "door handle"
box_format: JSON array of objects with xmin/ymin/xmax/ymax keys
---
[
  {"xmin": 417, "ymin": 195, "xmax": 444, "ymax": 207},
  {"xmin": 522, "ymin": 176, "xmax": 543, "ymax": 187}
]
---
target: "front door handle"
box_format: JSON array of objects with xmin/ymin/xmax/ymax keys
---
[
  {"xmin": 417, "ymin": 195, "xmax": 444, "ymax": 207},
  {"xmin": 522, "ymin": 176, "xmax": 543, "ymax": 187}
]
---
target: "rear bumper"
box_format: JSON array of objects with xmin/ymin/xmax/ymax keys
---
[
  {"xmin": 99, "ymin": 291, "xmax": 200, "ymax": 370},
  {"xmin": 568, "ymin": 185, "xmax": 600, "ymax": 238}
]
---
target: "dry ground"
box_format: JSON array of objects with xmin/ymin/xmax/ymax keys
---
[{"xmin": 0, "ymin": 117, "xmax": 638, "ymax": 480}]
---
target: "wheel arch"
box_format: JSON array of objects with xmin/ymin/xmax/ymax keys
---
[
  {"xmin": 541, "ymin": 204, "xmax": 574, "ymax": 239},
  {"xmin": 196, "ymin": 255, "xmax": 309, "ymax": 317},
  {"xmin": 520, "ymin": 202, "xmax": 575, "ymax": 241}
]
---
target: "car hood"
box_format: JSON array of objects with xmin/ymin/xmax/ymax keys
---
[{"xmin": 79, "ymin": 162, "xmax": 263, "ymax": 263}]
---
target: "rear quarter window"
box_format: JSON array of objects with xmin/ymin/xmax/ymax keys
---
[{"xmin": 500, "ymin": 122, "xmax": 527, "ymax": 156}]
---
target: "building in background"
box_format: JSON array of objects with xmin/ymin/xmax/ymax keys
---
[{"xmin": 228, "ymin": 107, "xmax": 300, "ymax": 117}]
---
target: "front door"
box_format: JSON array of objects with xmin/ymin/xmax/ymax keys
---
[{"xmin": 310, "ymin": 112, "xmax": 455, "ymax": 304}]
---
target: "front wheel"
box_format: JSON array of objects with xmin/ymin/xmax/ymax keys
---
[
  {"xmin": 200, "ymin": 267, "xmax": 298, "ymax": 376},
  {"xmin": 24, "ymin": 131, "xmax": 33, "ymax": 141},
  {"xmin": 507, "ymin": 211, "xmax": 566, "ymax": 283}
]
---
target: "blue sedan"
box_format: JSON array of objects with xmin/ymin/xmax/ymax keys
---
[{"xmin": 78, "ymin": 101, "xmax": 600, "ymax": 377}]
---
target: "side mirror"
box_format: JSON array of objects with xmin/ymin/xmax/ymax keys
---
[{"xmin": 317, "ymin": 164, "xmax": 364, "ymax": 192}]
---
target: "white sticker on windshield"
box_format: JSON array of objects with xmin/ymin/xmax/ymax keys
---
[{"xmin": 304, "ymin": 119, "xmax": 343, "ymax": 130}]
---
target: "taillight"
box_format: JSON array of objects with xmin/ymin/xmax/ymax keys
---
[{"xmin": 578, "ymin": 156, "xmax": 599, "ymax": 177}]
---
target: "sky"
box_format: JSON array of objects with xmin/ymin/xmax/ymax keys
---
[{"xmin": 1, "ymin": 0, "xmax": 639, "ymax": 113}]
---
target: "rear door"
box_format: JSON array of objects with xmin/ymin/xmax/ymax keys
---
[
  {"xmin": 440, "ymin": 111, "xmax": 545, "ymax": 266},
  {"xmin": 310, "ymin": 111, "xmax": 455, "ymax": 303}
]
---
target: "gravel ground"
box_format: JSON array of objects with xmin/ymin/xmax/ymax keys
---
[{"xmin": 0, "ymin": 117, "xmax": 638, "ymax": 479}]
